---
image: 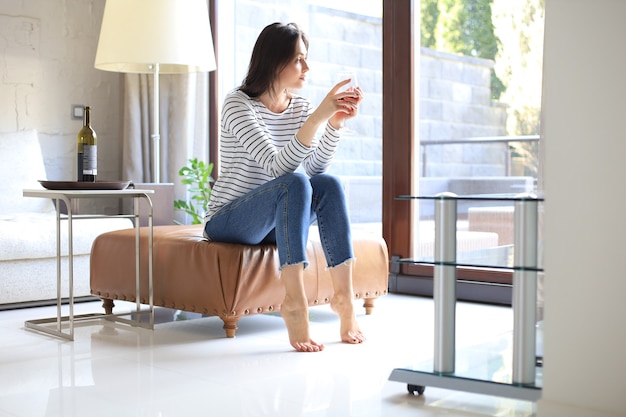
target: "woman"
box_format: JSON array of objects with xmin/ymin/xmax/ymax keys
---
[{"xmin": 204, "ymin": 22, "xmax": 363, "ymax": 352}]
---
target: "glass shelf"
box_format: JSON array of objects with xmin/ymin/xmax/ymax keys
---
[
  {"xmin": 390, "ymin": 364, "xmax": 542, "ymax": 402},
  {"xmin": 389, "ymin": 328, "xmax": 543, "ymax": 401},
  {"xmin": 397, "ymin": 244, "xmax": 544, "ymax": 271},
  {"xmin": 395, "ymin": 192, "xmax": 544, "ymax": 270},
  {"xmin": 395, "ymin": 193, "xmax": 544, "ymax": 202}
]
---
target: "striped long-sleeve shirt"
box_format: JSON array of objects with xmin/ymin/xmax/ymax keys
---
[{"xmin": 205, "ymin": 89, "xmax": 341, "ymax": 221}]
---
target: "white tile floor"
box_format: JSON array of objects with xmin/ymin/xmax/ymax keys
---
[{"xmin": 0, "ymin": 294, "xmax": 537, "ymax": 417}]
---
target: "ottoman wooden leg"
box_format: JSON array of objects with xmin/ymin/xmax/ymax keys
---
[
  {"xmin": 363, "ymin": 297, "xmax": 377, "ymax": 315},
  {"xmin": 222, "ymin": 316, "xmax": 240, "ymax": 338},
  {"xmin": 102, "ymin": 298, "xmax": 115, "ymax": 315}
]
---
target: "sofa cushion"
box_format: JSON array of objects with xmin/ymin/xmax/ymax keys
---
[
  {"xmin": 0, "ymin": 212, "xmax": 132, "ymax": 261},
  {"xmin": 0, "ymin": 129, "xmax": 55, "ymax": 215}
]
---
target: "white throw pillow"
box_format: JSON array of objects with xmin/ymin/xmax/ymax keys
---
[{"xmin": 0, "ymin": 129, "xmax": 55, "ymax": 215}]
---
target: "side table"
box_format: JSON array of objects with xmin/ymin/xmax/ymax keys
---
[{"xmin": 22, "ymin": 188, "xmax": 154, "ymax": 341}]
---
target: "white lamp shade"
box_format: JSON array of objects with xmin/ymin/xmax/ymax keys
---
[{"xmin": 94, "ymin": 0, "xmax": 216, "ymax": 74}]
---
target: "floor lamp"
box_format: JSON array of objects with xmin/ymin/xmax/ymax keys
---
[{"xmin": 94, "ymin": 0, "xmax": 216, "ymax": 183}]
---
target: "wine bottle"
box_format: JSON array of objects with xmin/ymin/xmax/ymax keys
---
[{"xmin": 77, "ymin": 106, "xmax": 97, "ymax": 182}]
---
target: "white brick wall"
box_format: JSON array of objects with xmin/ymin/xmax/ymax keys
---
[{"xmin": 0, "ymin": 1, "xmax": 123, "ymax": 213}]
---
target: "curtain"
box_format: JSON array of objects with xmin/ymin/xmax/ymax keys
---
[{"xmin": 122, "ymin": 72, "xmax": 210, "ymax": 223}]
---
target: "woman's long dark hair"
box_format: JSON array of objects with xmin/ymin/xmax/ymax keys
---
[{"xmin": 240, "ymin": 22, "xmax": 309, "ymax": 98}]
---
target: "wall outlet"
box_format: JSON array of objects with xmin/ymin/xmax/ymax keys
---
[{"xmin": 72, "ymin": 105, "xmax": 85, "ymax": 120}]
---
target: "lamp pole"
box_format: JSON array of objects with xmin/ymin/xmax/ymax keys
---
[{"xmin": 152, "ymin": 63, "xmax": 160, "ymax": 183}]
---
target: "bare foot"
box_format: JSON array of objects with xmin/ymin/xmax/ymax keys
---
[
  {"xmin": 281, "ymin": 295, "xmax": 324, "ymax": 352},
  {"xmin": 331, "ymin": 295, "xmax": 366, "ymax": 344}
]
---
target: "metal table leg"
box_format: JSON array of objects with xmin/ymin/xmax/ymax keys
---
[
  {"xmin": 513, "ymin": 195, "xmax": 539, "ymax": 384},
  {"xmin": 434, "ymin": 193, "xmax": 457, "ymax": 374}
]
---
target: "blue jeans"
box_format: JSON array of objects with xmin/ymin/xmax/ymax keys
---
[{"xmin": 204, "ymin": 173, "xmax": 354, "ymax": 269}]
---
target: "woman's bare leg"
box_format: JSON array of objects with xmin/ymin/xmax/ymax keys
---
[
  {"xmin": 281, "ymin": 264, "xmax": 324, "ymax": 352},
  {"xmin": 329, "ymin": 262, "xmax": 365, "ymax": 344}
]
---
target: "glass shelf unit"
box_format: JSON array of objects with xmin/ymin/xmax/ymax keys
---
[{"xmin": 389, "ymin": 193, "xmax": 543, "ymax": 402}]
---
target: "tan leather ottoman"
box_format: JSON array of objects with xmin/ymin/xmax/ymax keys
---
[{"xmin": 90, "ymin": 224, "xmax": 389, "ymax": 337}]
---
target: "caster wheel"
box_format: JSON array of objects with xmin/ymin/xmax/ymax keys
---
[{"xmin": 408, "ymin": 384, "xmax": 425, "ymax": 395}]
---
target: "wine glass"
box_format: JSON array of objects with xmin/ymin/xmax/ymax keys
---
[
  {"xmin": 336, "ymin": 70, "xmax": 358, "ymax": 95},
  {"xmin": 335, "ymin": 71, "xmax": 359, "ymax": 132}
]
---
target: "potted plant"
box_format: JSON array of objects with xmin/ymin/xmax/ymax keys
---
[{"xmin": 173, "ymin": 158, "xmax": 214, "ymax": 224}]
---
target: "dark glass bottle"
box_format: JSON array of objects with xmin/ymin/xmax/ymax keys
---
[{"xmin": 77, "ymin": 106, "xmax": 97, "ymax": 182}]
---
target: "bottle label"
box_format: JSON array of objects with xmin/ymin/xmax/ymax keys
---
[{"xmin": 83, "ymin": 145, "xmax": 98, "ymax": 175}]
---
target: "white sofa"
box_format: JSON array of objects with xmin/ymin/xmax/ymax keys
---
[{"xmin": 0, "ymin": 130, "xmax": 132, "ymax": 308}]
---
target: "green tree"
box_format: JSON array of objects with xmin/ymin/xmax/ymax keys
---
[
  {"xmin": 439, "ymin": 0, "xmax": 498, "ymax": 59},
  {"xmin": 420, "ymin": 0, "xmax": 439, "ymax": 48},
  {"xmin": 492, "ymin": 0, "xmax": 544, "ymax": 135},
  {"xmin": 423, "ymin": 0, "xmax": 505, "ymax": 99},
  {"xmin": 420, "ymin": 0, "xmax": 545, "ymax": 133}
]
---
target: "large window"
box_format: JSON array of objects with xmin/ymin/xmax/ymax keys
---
[{"xmin": 384, "ymin": 0, "xmax": 544, "ymax": 303}]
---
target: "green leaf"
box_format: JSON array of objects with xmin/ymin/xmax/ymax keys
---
[{"xmin": 174, "ymin": 158, "xmax": 214, "ymax": 225}]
